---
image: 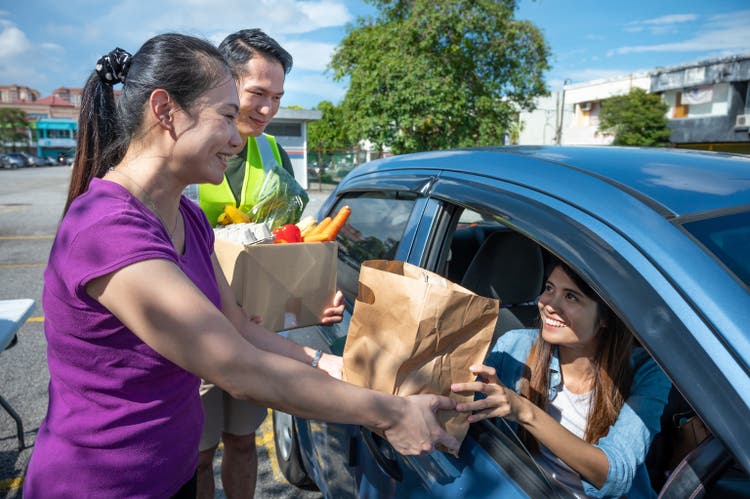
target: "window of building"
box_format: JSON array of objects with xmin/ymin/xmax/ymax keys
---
[
  {"xmin": 673, "ymin": 92, "xmax": 689, "ymax": 118},
  {"xmin": 265, "ymin": 122, "xmax": 302, "ymax": 137}
]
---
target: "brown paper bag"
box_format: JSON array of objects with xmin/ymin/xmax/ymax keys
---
[{"xmin": 342, "ymin": 260, "xmax": 499, "ymax": 454}]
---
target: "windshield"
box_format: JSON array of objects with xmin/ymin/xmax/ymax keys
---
[{"xmin": 682, "ymin": 210, "xmax": 750, "ymax": 287}]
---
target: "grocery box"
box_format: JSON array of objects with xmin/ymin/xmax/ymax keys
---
[{"xmin": 214, "ymin": 238, "xmax": 338, "ymax": 332}]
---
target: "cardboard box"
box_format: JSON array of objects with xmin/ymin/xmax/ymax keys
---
[{"xmin": 214, "ymin": 238, "xmax": 338, "ymax": 332}]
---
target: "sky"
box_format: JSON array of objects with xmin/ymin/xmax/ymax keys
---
[{"xmin": 1, "ymin": 0, "xmax": 748, "ymax": 110}]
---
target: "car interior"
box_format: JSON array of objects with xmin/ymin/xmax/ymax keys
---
[{"xmin": 437, "ymin": 209, "xmax": 749, "ymax": 498}]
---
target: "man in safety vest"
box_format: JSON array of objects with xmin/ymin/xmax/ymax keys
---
[
  {"xmin": 195, "ymin": 29, "xmax": 343, "ymax": 499},
  {"xmin": 194, "ymin": 33, "xmax": 297, "ymax": 227}
]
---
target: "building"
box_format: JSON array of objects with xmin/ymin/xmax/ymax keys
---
[
  {"xmin": 519, "ymin": 54, "xmax": 750, "ymax": 154},
  {"xmin": 265, "ymin": 107, "xmax": 322, "ymax": 189},
  {"xmin": 0, "ymin": 84, "xmax": 40, "ymax": 104},
  {"xmin": 36, "ymin": 118, "xmax": 77, "ymax": 161},
  {"xmin": 652, "ymin": 55, "xmax": 750, "ymax": 154},
  {"xmin": 0, "ymin": 94, "xmax": 77, "ymax": 120},
  {"xmin": 52, "ymin": 87, "xmax": 83, "ymax": 108}
]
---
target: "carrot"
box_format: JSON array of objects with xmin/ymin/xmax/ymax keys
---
[
  {"xmin": 302, "ymin": 233, "xmax": 330, "ymax": 242},
  {"xmin": 318, "ymin": 205, "xmax": 351, "ymax": 241},
  {"xmin": 304, "ymin": 216, "xmax": 331, "ymax": 240}
]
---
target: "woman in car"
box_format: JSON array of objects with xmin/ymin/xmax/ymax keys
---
[{"xmin": 453, "ymin": 258, "xmax": 671, "ymax": 498}]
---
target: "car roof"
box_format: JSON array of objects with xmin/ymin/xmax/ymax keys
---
[{"xmin": 351, "ymin": 146, "xmax": 750, "ymax": 219}]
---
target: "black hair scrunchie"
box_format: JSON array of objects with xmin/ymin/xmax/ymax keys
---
[{"xmin": 95, "ymin": 47, "xmax": 132, "ymax": 86}]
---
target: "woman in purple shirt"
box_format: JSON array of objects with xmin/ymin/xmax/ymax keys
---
[{"xmin": 24, "ymin": 33, "xmax": 459, "ymax": 498}]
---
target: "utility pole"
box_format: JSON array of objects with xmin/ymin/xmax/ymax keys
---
[{"xmin": 555, "ymin": 79, "xmax": 571, "ymax": 145}]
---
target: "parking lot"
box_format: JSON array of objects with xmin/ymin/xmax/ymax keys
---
[{"xmin": 0, "ymin": 166, "xmax": 325, "ymax": 498}]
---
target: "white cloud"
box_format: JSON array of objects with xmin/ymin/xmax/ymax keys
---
[
  {"xmin": 72, "ymin": 0, "xmax": 353, "ymax": 50},
  {"xmin": 283, "ymin": 40, "xmax": 337, "ymax": 71},
  {"xmin": 284, "ymin": 70, "xmax": 346, "ymax": 106},
  {"xmin": 623, "ymin": 13, "xmax": 697, "ymax": 36},
  {"xmin": 0, "ymin": 24, "xmax": 30, "ymax": 58},
  {"xmin": 612, "ymin": 9, "xmax": 750, "ymax": 56},
  {"xmin": 641, "ymin": 14, "xmax": 698, "ymax": 25},
  {"xmin": 0, "ymin": 20, "xmax": 61, "ymax": 90}
]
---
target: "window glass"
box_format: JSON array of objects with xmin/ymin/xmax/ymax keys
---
[
  {"xmin": 682, "ymin": 210, "xmax": 750, "ymax": 287},
  {"xmin": 333, "ymin": 191, "xmax": 417, "ymax": 300}
]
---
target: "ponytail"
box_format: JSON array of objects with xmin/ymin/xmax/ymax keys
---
[{"xmin": 65, "ymin": 48, "xmax": 131, "ymax": 214}]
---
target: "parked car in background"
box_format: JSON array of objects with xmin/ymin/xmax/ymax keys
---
[
  {"xmin": 20, "ymin": 152, "xmax": 48, "ymax": 167},
  {"xmin": 3, "ymin": 153, "xmax": 28, "ymax": 169},
  {"xmin": 272, "ymin": 146, "xmax": 750, "ymax": 498}
]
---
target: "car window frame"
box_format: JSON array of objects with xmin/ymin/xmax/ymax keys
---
[{"xmin": 423, "ymin": 172, "xmax": 750, "ymax": 476}]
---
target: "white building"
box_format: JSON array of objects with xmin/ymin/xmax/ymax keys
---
[
  {"xmin": 518, "ymin": 54, "xmax": 750, "ymax": 154},
  {"xmin": 518, "ymin": 72, "xmax": 651, "ymax": 146},
  {"xmin": 262, "ymin": 107, "xmax": 322, "ymax": 190}
]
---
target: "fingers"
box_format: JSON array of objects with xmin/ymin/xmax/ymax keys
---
[
  {"xmin": 451, "ymin": 381, "xmax": 486, "ymax": 395},
  {"xmin": 469, "ymin": 364, "xmax": 499, "ymax": 384},
  {"xmin": 431, "ymin": 394, "xmax": 457, "ymax": 412},
  {"xmin": 320, "ymin": 290, "xmax": 345, "ymax": 324}
]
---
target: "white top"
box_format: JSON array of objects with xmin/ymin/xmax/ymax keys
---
[{"xmin": 537, "ymin": 384, "xmax": 593, "ymax": 498}]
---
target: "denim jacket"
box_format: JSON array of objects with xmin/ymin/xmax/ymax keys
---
[{"xmin": 485, "ymin": 329, "xmax": 671, "ymax": 498}]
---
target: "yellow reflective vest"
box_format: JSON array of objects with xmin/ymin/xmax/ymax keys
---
[{"xmin": 198, "ymin": 133, "xmax": 283, "ymax": 226}]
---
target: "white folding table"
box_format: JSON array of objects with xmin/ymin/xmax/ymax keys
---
[{"xmin": 0, "ymin": 298, "xmax": 35, "ymax": 450}]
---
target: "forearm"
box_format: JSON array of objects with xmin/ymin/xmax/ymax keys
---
[
  {"xmin": 519, "ymin": 400, "xmax": 609, "ymax": 488},
  {"xmin": 233, "ymin": 312, "xmax": 317, "ymax": 364},
  {"xmin": 216, "ymin": 341, "xmax": 397, "ymax": 430}
]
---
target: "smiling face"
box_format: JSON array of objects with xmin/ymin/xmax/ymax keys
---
[
  {"xmin": 537, "ymin": 265, "xmax": 604, "ymax": 355},
  {"xmin": 171, "ymin": 77, "xmax": 242, "ymax": 185},
  {"xmin": 235, "ymin": 55, "xmax": 285, "ymax": 139}
]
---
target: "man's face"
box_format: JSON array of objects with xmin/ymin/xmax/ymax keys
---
[{"xmin": 235, "ymin": 55, "xmax": 285, "ymax": 138}]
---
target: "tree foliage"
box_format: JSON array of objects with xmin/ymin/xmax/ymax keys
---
[
  {"xmin": 0, "ymin": 108, "xmax": 30, "ymax": 150},
  {"xmin": 329, "ymin": 0, "xmax": 550, "ymax": 154},
  {"xmin": 598, "ymin": 88, "xmax": 672, "ymax": 146},
  {"xmin": 307, "ymin": 101, "xmax": 353, "ymax": 154}
]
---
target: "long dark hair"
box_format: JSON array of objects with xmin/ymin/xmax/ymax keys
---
[
  {"xmin": 218, "ymin": 28, "xmax": 293, "ymax": 75},
  {"xmin": 65, "ymin": 33, "xmax": 234, "ymax": 214},
  {"xmin": 519, "ymin": 259, "xmax": 634, "ymax": 451}
]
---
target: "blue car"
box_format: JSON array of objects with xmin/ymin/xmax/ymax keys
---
[{"xmin": 273, "ymin": 146, "xmax": 750, "ymax": 498}]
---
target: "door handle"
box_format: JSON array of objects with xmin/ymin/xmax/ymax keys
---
[{"xmin": 360, "ymin": 427, "xmax": 403, "ymax": 481}]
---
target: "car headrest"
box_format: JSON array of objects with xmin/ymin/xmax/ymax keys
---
[{"xmin": 461, "ymin": 231, "xmax": 544, "ymax": 305}]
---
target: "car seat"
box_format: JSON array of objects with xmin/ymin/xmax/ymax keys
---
[{"xmin": 460, "ymin": 231, "xmax": 545, "ymax": 341}]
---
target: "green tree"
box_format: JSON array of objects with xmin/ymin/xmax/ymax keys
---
[
  {"xmin": 598, "ymin": 88, "xmax": 672, "ymax": 146},
  {"xmin": 329, "ymin": 0, "xmax": 550, "ymax": 154},
  {"xmin": 307, "ymin": 101, "xmax": 355, "ymax": 183},
  {"xmin": 0, "ymin": 108, "xmax": 30, "ymax": 151}
]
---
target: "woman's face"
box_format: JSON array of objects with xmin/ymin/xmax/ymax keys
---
[
  {"xmin": 537, "ymin": 265, "xmax": 603, "ymax": 352},
  {"xmin": 171, "ymin": 77, "xmax": 242, "ymax": 185}
]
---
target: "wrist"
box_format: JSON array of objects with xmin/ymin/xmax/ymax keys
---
[
  {"xmin": 517, "ymin": 397, "xmax": 538, "ymax": 427},
  {"xmin": 310, "ymin": 349, "xmax": 323, "ymax": 368}
]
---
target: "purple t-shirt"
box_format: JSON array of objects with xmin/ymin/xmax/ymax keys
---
[{"xmin": 24, "ymin": 178, "xmax": 222, "ymax": 498}]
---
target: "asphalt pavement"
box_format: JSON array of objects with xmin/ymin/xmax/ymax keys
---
[{"xmin": 0, "ymin": 166, "xmax": 330, "ymax": 498}]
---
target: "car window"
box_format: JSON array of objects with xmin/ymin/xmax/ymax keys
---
[
  {"xmin": 681, "ymin": 210, "xmax": 750, "ymax": 287},
  {"xmin": 332, "ymin": 191, "xmax": 418, "ymax": 301}
]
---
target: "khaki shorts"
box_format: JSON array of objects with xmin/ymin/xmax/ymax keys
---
[{"xmin": 199, "ymin": 380, "xmax": 268, "ymax": 451}]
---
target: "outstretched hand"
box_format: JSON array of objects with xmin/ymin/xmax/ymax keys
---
[
  {"xmin": 383, "ymin": 394, "xmax": 460, "ymax": 456},
  {"xmin": 451, "ymin": 364, "xmax": 531, "ymax": 424},
  {"xmin": 320, "ymin": 290, "xmax": 345, "ymax": 325}
]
